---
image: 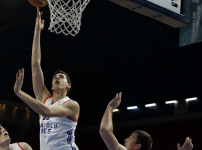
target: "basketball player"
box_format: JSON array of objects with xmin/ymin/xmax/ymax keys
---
[
  {"xmin": 14, "ymin": 7, "xmax": 80, "ymax": 150},
  {"xmin": 0, "ymin": 124, "xmax": 32, "ymax": 150},
  {"xmin": 100, "ymin": 92, "xmax": 193, "ymax": 150}
]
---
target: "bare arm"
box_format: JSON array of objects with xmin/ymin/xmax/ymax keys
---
[
  {"xmin": 14, "ymin": 69, "xmax": 79, "ymax": 118},
  {"xmin": 18, "ymin": 142, "xmax": 32, "ymax": 150},
  {"xmin": 100, "ymin": 93, "xmax": 126, "ymax": 150},
  {"xmin": 32, "ymin": 7, "xmax": 51, "ymax": 102}
]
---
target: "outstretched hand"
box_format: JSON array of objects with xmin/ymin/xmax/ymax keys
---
[
  {"xmin": 35, "ymin": 7, "xmax": 45, "ymax": 31},
  {"xmin": 177, "ymin": 137, "xmax": 193, "ymax": 150},
  {"xmin": 14, "ymin": 68, "xmax": 24, "ymax": 95},
  {"xmin": 107, "ymin": 92, "xmax": 122, "ymax": 110}
]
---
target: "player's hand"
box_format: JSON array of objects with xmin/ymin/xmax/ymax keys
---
[
  {"xmin": 35, "ymin": 7, "xmax": 45, "ymax": 31},
  {"xmin": 177, "ymin": 137, "xmax": 193, "ymax": 150},
  {"xmin": 107, "ymin": 92, "xmax": 122, "ymax": 110},
  {"xmin": 14, "ymin": 68, "xmax": 24, "ymax": 95}
]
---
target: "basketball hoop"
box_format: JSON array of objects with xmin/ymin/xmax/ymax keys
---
[{"xmin": 47, "ymin": 0, "xmax": 90, "ymax": 36}]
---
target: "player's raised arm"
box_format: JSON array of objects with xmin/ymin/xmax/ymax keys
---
[
  {"xmin": 14, "ymin": 68, "xmax": 79, "ymax": 118},
  {"xmin": 32, "ymin": 7, "xmax": 51, "ymax": 102},
  {"xmin": 100, "ymin": 93, "xmax": 126, "ymax": 150}
]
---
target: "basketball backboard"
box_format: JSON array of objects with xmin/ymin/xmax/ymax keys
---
[
  {"xmin": 147, "ymin": 0, "xmax": 182, "ymax": 14},
  {"xmin": 109, "ymin": 0, "xmax": 190, "ymax": 28}
]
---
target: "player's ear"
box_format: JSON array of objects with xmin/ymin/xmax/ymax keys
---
[
  {"xmin": 134, "ymin": 144, "xmax": 141, "ymax": 150},
  {"xmin": 66, "ymin": 84, "xmax": 71, "ymax": 89}
]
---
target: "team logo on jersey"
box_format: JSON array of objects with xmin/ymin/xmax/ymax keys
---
[
  {"xmin": 40, "ymin": 117, "xmax": 58, "ymax": 134},
  {"xmin": 67, "ymin": 129, "xmax": 73, "ymax": 144},
  {"xmin": 66, "ymin": 129, "xmax": 76, "ymax": 150}
]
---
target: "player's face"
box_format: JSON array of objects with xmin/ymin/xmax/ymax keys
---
[
  {"xmin": 0, "ymin": 125, "xmax": 10, "ymax": 144},
  {"xmin": 124, "ymin": 133, "xmax": 139, "ymax": 150},
  {"xmin": 52, "ymin": 73, "xmax": 70, "ymax": 91}
]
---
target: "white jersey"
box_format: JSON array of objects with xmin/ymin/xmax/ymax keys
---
[
  {"xmin": 39, "ymin": 96, "xmax": 79, "ymax": 150},
  {"xmin": 10, "ymin": 143, "xmax": 23, "ymax": 150}
]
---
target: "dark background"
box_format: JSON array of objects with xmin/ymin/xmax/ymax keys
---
[{"xmin": 0, "ymin": 0, "xmax": 202, "ymax": 149}]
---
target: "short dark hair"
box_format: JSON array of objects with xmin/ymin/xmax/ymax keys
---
[
  {"xmin": 53, "ymin": 70, "xmax": 71, "ymax": 95},
  {"xmin": 134, "ymin": 130, "xmax": 153, "ymax": 150}
]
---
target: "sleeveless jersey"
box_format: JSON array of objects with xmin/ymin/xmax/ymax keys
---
[
  {"xmin": 39, "ymin": 96, "xmax": 79, "ymax": 150},
  {"xmin": 10, "ymin": 143, "xmax": 23, "ymax": 150}
]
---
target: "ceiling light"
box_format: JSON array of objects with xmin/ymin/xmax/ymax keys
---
[
  {"xmin": 185, "ymin": 97, "xmax": 197, "ymax": 102},
  {"xmin": 113, "ymin": 109, "xmax": 119, "ymax": 112},
  {"xmin": 165, "ymin": 100, "xmax": 177, "ymax": 104},
  {"xmin": 145, "ymin": 103, "xmax": 156, "ymax": 107},
  {"xmin": 127, "ymin": 106, "xmax": 138, "ymax": 110}
]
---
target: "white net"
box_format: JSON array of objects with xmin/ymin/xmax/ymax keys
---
[{"xmin": 47, "ymin": 0, "xmax": 90, "ymax": 36}]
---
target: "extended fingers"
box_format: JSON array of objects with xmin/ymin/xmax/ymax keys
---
[
  {"xmin": 184, "ymin": 137, "xmax": 192, "ymax": 150},
  {"xmin": 115, "ymin": 92, "xmax": 122, "ymax": 98},
  {"xmin": 16, "ymin": 73, "xmax": 18, "ymax": 81},
  {"xmin": 42, "ymin": 20, "xmax": 45, "ymax": 24},
  {"xmin": 40, "ymin": 11, "xmax": 43, "ymax": 18},
  {"xmin": 188, "ymin": 138, "xmax": 193, "ymax": 150},
  {"xmin": 18, "ymin": 69, "xmax": 22, "ymax": 76},
  {"xmin": 37, "ymin": 7, "xmax": 40, "ymax": 17},
  {"xmin": 36, "ymin": 7, "xmax": 42, "ymax": 18},
  {"xmin": 22, "ymin": 68, "xmax": 24, "ymax": 75},
  {"xmin": 119, "ymin": 92, "xmax": 122, "ymax": 98},
  {"xmin": 184, "ymin": 137, "xmax": 189, "ymax": 149},
  {"xmin": 18, "ymin": 69, "xmax": 20, "ymax": 75},
  {"xmin": 190, "ymin": 138, "xmax": 193, "ymax": 149},
  {"xmin": 177, "ymin": 143, "xmax": 181, "ymax": 150},
  {"xmin": 18, "ymin": 68, "xmax": 24, "ymax": 79},
  {"xmin": 21, "ymin": 68, "xmax": 24, "ymax": 78}
]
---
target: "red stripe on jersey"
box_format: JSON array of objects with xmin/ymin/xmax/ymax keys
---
[
  {"xmin": 62, "ymin": 100, "xmax": 80, "ymax": 122},
  {"xmin": 44, "ymin": 96, "xmax": 52, "ymax": 104},
  {"xmin": 67, "ymin": 116, "xmax": 78, "ymax": 122},
  {"xmin": 62, "ymin": 100, "xmax": 71, "ymax": 105},
  {"xmin": 17, "ymin": 143, "xmax": 24, "ymax": 150},
  {"xmin": 39, "ymin": 96, "xmax": 52, "ymax": 121}
]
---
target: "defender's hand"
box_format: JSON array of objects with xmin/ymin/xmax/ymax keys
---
[
  {"xmin": 107, "ymin": 92, "xmax": 122, "ymax": 110},
  {"xmin": 177, "ymin": 137, "xmax": 193, "ymax": 150},
  {"xmin": 35, "ymin": 7, "xmax": 45, "ymax": 31},
  {"xmin": 14, "ymin": 68, "xmax": 24, "ymax": 95}
]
